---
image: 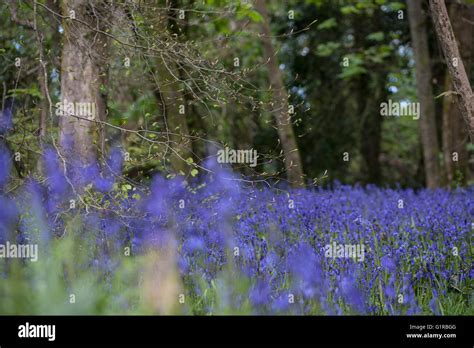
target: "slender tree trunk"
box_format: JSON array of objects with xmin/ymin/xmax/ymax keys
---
[
  {"xmin": 442, "ymin": 1, "xmax": 473, "ymax": 185},
  {"xmin": 96, "ymin": 38, "xmax": 109, "ymax": 157},
  {"xmin": 163, "ymin": 4, "xmax": 192, "ymax": 174},
  {"xmin": 255, "ymin": 0, "xmax": 305, "ymax": 187},
  {"xmin": 154, "ymin": 56, "xmax": 192, "ymax": 174},
  {"xmin": 407, "ymin": 0, "xmax": 441, "ymax": 188},
  {"xmin": 124, "ymin": 3, "xmax": 192, "ymax": 174},
  {"xmin": 37, "ymin": 0, "xmax": 61, "ymax": 143},
  {"xmin": 353, "ymin": 10, "xmax": 385, "ymax": 185},
  {"xmin": 359, "ymin": 73, "xmax": 386, "ymax": 185},
  {"xmin": 430, "ymin": 0, "xmax": 474, "ymax": 142},
  {"xmin": 59, "ymin": 0, "xmax": 108, "ymax": 164},
  {"xmin": 38, "ymin": 69, "xmax": 47, "ymax": 140}
]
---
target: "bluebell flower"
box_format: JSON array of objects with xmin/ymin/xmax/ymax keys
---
[
  {"xmin": 0, "ymin": 195, "xmax": 18, "ymax": 242},
  {"xmin": 43, "ymin": 148, "xmax": 68, "ymax": 197},
  {"xmin": 0, "ymin": 144, "xmax": 12, "ymax": 190},
  {"xmin": 0, "ymin": 101, "xmax": 13, "ymax": 134},
  {"xmin": 381, "ymin": 255, "xmax": 396, "ymax": 272},
  {"xmin": 249, "ymin": 279, "xmax": 271, "ymax": 307},
  {"xmin": 183, "ymin": 236, "xmax": 205, "ymax": 253}
]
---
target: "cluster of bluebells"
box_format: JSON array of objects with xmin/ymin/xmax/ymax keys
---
[{"xmin": 0, "ymin": 144, "xmax": 472, "ymax": 315}]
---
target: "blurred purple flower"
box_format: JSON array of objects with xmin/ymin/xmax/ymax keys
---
[
  {"xmin": 0, "ymin": 195, "xmax": 18, "ymax": 242},
  {"xmin": 287, "ymin": 242, "xmax": 322, "ymax": 286},
  {"xmin": 249, "ymin": 279, "xmax": 271, "ymax": 307},
  {"xmin": 43, "ymin": 148, "xmax": 68, "ymax": 197},
  {"xmin": 381, "ymin": 255, "xmax": 396, "ymax": 273},
  {"xmin": 340, "ymin": 274, "xmax": 366, "ymax": 313},
  {"xmin": 0, "ymin": 144, "xmax": 12, "ymax": 189},
  {"xmin": 0, "ymin": 102, "xmax": 13, "ymax": 134},
  {"xmin": 183, "ymin": 236, "xmax": 205, "ymax": 253}
]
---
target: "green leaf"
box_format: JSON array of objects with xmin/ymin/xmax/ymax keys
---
[
  {"xmin": 341, "ymin": 6, "xmax": 360, "ymax": 15},
  {"xmin": 236, "ymin": 4, "xmax": 262, "ymax": 23},
  {"xmin": 191, "ymin": 168, "xmax": 199, "ymax": 177},
  {"xmin": 315, "ymin": 42, "xmax": 341, "ymax": 57},
  {"xmin": 8, "ymin": 87, "xmax": 42, "ymax": 99},
  {"xmin": 247, "ymin": 10, "xmax": 263, "ymax": 23},
  {"xmin": 389, "ymin": 2, "xmax": 405, "ymax": 11},
  {"xmin": 317, "ymin": 18, "xmax": 337, "ymax": 30},
  {"xmin": 366, "ymin": 32, "xmax": 384, "ymax": 42},
  {"xmin": 122, "ymin": 184, "xmax": 132, "ymax": 192},
  {"xmin": 338, "ymin": 65, "xmax": 367, "ymax": 79}
]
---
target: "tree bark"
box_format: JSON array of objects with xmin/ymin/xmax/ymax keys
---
[
  {"xmin": 407, "ymin": 0, "xmax": 441, "ymax": 188},
  {"xmin": 430, "ymin": 0, "xmax": 474, "ymax": 142},
  {"xmin": 59, "ymin": 0, "xmax": 109, "ymax": 165},
  {"xmin": 359, "ymin": 73, "xmax": 386, "ymax": 185},
  {"xmin": 153, "ymin": 57, "xmax": 192, "ymax": 174},
  {"xmin": 124, "ymin": 3, "xmax": 192, "ymax": 174},
  {"xmin": 37, "ymin": 64, "xmax": 48, "ymax": 140},
  {"xmin": 442, "ymin": 1, "xmax": 473, "ymax": 185},
  {"xmin": 255, "ymin": 0, "xmax": 305, "ymax": 187},
  {"xmin": 158, "ymin": 5, "xmax": 192, "ymax": 175}
]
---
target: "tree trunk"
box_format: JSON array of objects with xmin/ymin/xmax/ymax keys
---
[
  {"xmin": 255, "ymin": 0, "xmax": 305, "ymax": 187},
  {"xmin": 59, "ymin": 0, "xmax": 109, "ymax": 165},
  {"xmin": 442, "ymin": 1, "xmax": 473, "ymax": 185},
  {"xmin": 153, "ymin": 56, "xmax": 192, "ymax": 175},
  {"xmin": 359, "ymin": 74, "xmax": 386, "ymax": 185},
  {"xmin": 37, "ymin": 68, "xmax": 47, "ymax": 140},
  {"xmin": 407, "ymin": 0, "xmax": 441, "ymax": 188},
  {"xmin": 96, "ymin": 37, "xmax": 109, "ymax": 157},
  {"xmin": 160, "ymin": 5, "xmax": 192, "ymax": 175},
  {"xmin": 430, "ymin": 0, "xmax": 474, "ymax": 142}
]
